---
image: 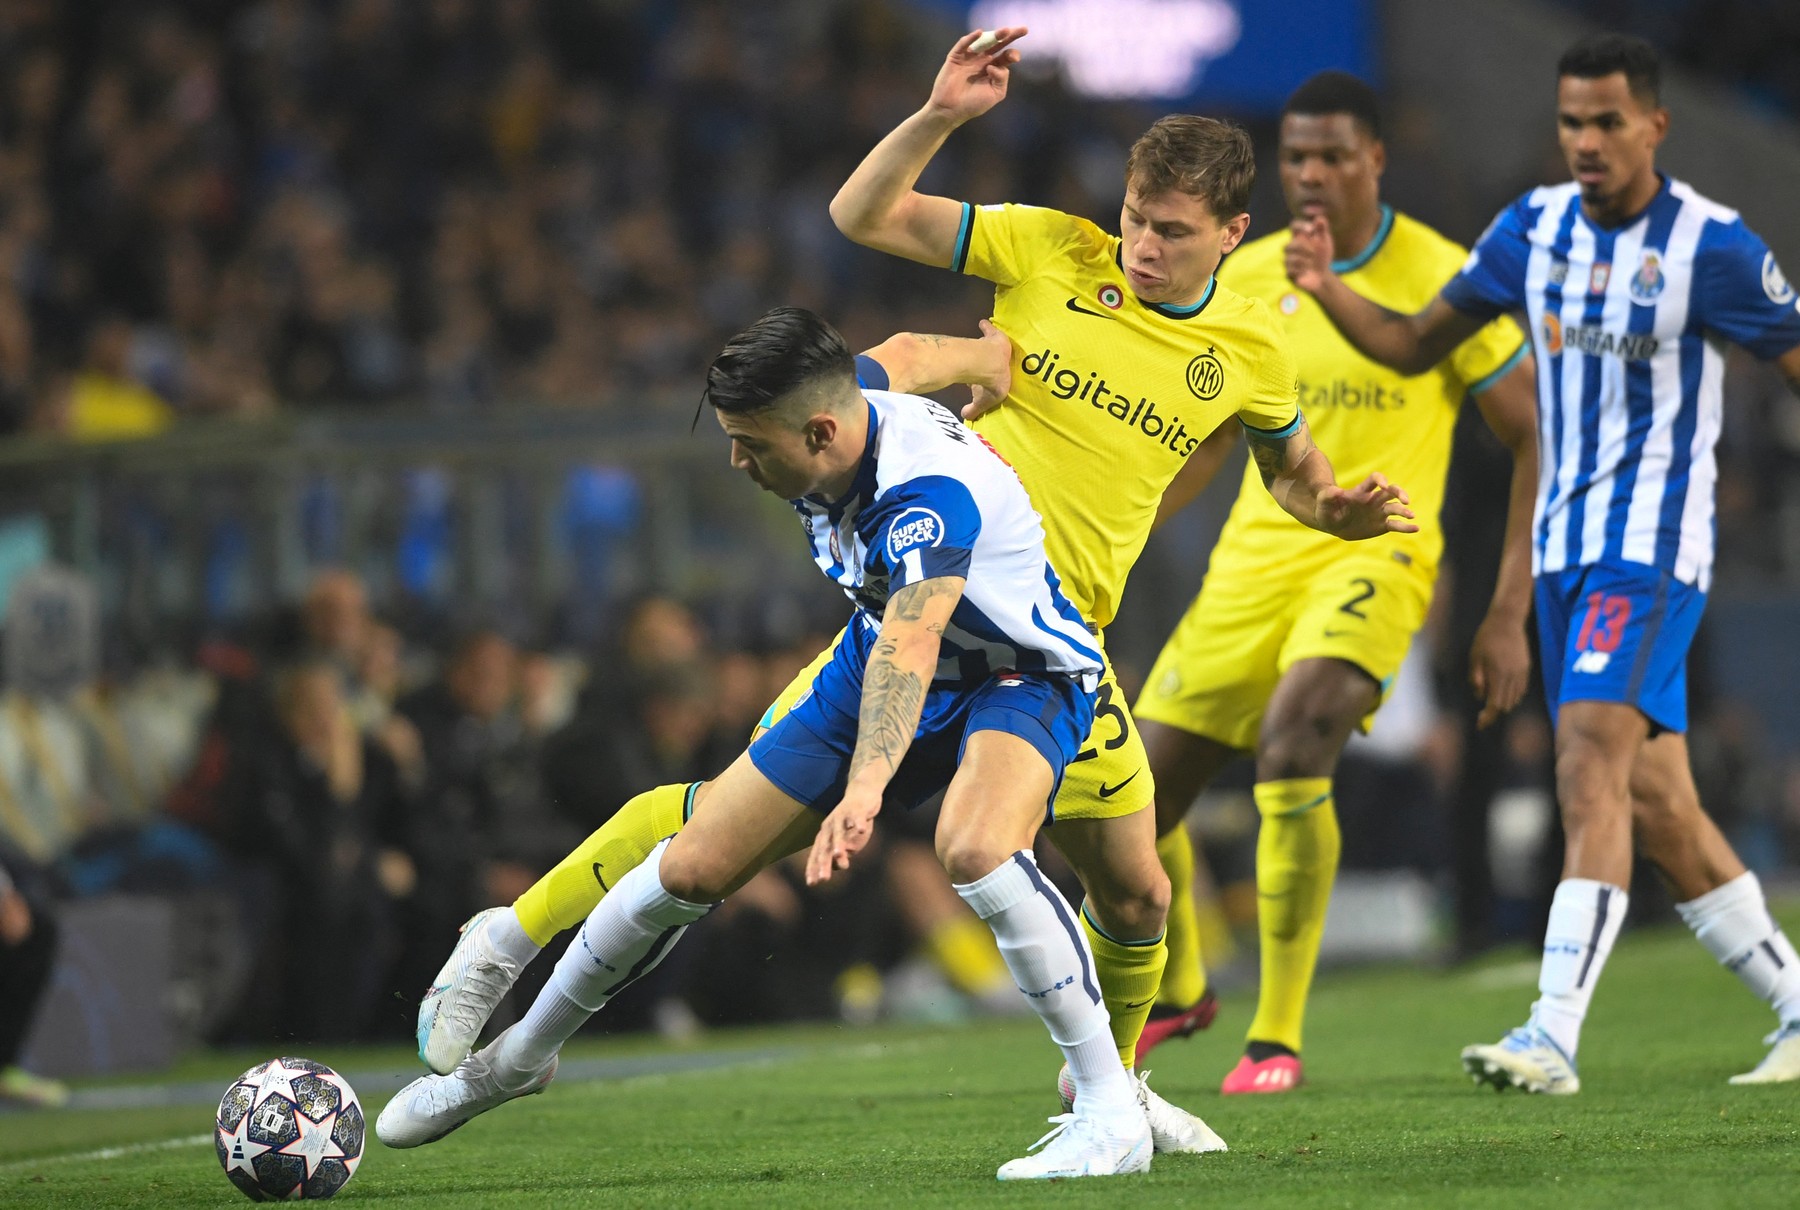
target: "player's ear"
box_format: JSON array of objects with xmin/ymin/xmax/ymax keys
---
[
  {"xmin": 1219, "ymin": 211, "xmax": 1252, "ymax": 257},
  {"xmin": 1368, "ymin": 138, "xmax": 1387, "ymax": 179},
  {"xmin": 1647, "ymin": 105, "xmax": 1669, "ymax": 147},
  {"xmin": 804, "ymin": 413, "xmax": 837, "ymax": 452}
]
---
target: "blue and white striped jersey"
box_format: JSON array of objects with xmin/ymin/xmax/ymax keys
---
[
  {"xmin": 1443, "ymin": 176, "xmax": 1800, "ymax": 590},
  {"xmin": 790, "ymin": 390, "xmax": 1102, "ymax": 685}
]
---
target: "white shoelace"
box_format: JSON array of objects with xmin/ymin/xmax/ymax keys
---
[{"xmin": 441, "ymin": 953, "xmax": 519, "ymax": 1037}]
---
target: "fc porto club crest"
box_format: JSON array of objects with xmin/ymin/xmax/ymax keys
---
[
  {"xmin": 1628, "ymin": 249, "xmax": 1666, "ymax": 305},
  {"xmin": 1098, "ymin": 284, "xmax": 1124, "ymax": 310},
  {"xmin": 1763, "ymin": 252, "xmax": 1796, "ymax": 305}
]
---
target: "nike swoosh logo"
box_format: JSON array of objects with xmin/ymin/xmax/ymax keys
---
[
  {"xmin": 1065, "ymin": 297, "xmax": 1111, "ymax": 319},
  {"xmin": 1122, "ymin": 997, "xmax": 1156, "ymax": 1010},
  {"xmin": 592, "ymin": 862, "xmax": 610, "ymax": 892},
  {"xmin": 1098, "ymin": 770, "xmax": 1141, "ymax": 799},
  {"xmin": 1322, "ymin": 628, "xmax": 1357, "ymax": 638}
]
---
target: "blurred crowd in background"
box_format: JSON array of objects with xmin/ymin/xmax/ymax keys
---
[{"xmin": 3, "ymin": 0, "xmax": 1800, "ymax": 1095}]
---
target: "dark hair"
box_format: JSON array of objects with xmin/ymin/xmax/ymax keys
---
[
  {"xmin": 703, "ymin": 306, "xmax": 857, "ymax": 417},
  {"xmin": 1282, "ymin": 70, "xmax": 1382, "ymax": 140},
  {"xmin": 1126, "ymin": 115, "xmax": 1256, "ymax": 219},
  {"xmin": 1558, "ymin": 33, "xmax": 1661, "ymax": 106}
]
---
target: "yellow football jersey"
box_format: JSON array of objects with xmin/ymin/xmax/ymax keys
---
[
  {"xmin": 1209, "ymin": 206, "xmax": 1527, "ymax": 579},
  {"xmin": 955, "ymin": 202, "xmax": 1300, "ymax": 629}
]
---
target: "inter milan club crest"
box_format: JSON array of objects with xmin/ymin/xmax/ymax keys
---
[
  {"xmin": 1589, "ymin": 262, "xmax": 1611, "ymax": 294},
  {"xmin": 1186, "ymin": 349, "xmax": 1224, "ymax": 400},
  {"xmin": 1098, "ymin": 284, "xmax": 1124, "ymax": 310},
  {"xmin": 1629, "ymin": 249, "xmax": 1666, "ymax": 305}
]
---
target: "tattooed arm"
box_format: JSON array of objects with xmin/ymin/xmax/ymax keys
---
[
  {"xmin": 1245, "ymin": 415, "xmax": 1420, "ymax": 541},
  {"xmin": 861, "ymin": 320, "xmax": 1012, "ymax": 403},
  {"xmin": 806, "ymin": 575, "xmax": 966, "ymax": 885}
]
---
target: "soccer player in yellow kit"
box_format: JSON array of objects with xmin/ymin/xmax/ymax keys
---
[
  {"xmin": 408, "ymin": 31, "xmax": 1414, "ymax": 1137},
  {"xmin": 1129, "ymin": 73, "xmax": 1542, "ymax": 1094}
]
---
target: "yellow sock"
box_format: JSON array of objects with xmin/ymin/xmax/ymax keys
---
[
  {"xmin": 1155, "ymin": 825, "xmax": 1208, "ymax": 1010},
  {"xmin": 1246, "ymin": 777, "xmax": 1338, "ymax": 1054},
  {"xmin": 1081, "ymin": 905, "xmax": 1168, "ymax": 1069},
  {"xmin": 513, "ymin": 782, "xmax": 694, "ymax": 946},
  {"xmin": 922, "ymin": 913, "xmax": 1011, "ymax": 997}
]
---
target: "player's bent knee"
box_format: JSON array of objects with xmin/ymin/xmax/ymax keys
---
[
  {"xmin": 1086, "ymin": 869, "xmax": 1171, "ymax": 940},
  {"xmin": 656, "ymin": 835, "xmax": 747, "ymax": 904},
  {"xmin": 936, "ymin": 836, "xmax": 1019, "ymax": 887}
]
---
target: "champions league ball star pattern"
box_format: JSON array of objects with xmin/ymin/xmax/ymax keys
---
[{"xmin": 216, "ymin": 1057, "xmax": 364, "ymax": 1201}]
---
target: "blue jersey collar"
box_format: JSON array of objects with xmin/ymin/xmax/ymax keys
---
[{"xmin": 803, "ymin": 401, "xmax": 880, "ymax": 518}]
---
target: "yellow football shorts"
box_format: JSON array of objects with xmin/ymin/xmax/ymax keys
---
[
  {"xmin": 755, "ymin": 627, "xmax": 1152, "ymax": 823},
  {"xmin": 1134, "ymin": 553, "xmax": 1433, "ymax": 753}
]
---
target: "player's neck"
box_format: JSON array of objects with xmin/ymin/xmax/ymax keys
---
[
  {"xmin": 1331, "ymin": 205, "xmax": 1385, "ymax": 268},
  {"xmin": 1581, "ymin": 169, "xmax": 1663, "ymax": 229}
]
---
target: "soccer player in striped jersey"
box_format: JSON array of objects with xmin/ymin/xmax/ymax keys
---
[
  {"xmin": 382, "ymin": 308, "xmax": 1165, "ymax": 1177},
  {"xmin": 1288, "ymin": 33, "xmax": 1800, "ymax": 1092}
]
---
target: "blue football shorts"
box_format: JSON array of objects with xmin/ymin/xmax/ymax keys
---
[
  {"xmin": 748, "ymin": 615, "xmax": 1097, "ymax": 819},
  {"xmin": 1536, "ymin": 559, "xmax": 1706, "ymax": 734}
]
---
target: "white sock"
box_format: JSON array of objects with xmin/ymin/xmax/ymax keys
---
[
  {"xmin": 955, "ymin": 851, "xmax": 1135, "ymax": 1114},
  {"xmin": 1530, "ymin": 878, "xmax": 1627, "ymax": 1060},
  {"xmin": 496, "ymin": 839, "xmax": 710, "ymax": 1076},
  {"xmin": 1675, "ymin": 871, "xmax": 1800, "ymax": 1025},
  {"xmin": 487, "ymin": 906, "xmax": 543, "ymax": 968}
]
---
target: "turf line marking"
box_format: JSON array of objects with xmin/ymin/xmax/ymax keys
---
[{"xmin": 0, "ymin": 1132, "xmax": 214, "ymax": 1171}]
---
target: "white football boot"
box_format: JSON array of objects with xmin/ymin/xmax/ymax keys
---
[
  {"xmin": 418, "ymin": 907, "xmax": 526, "ymax": 1075},
  {"xmin": 1461, "ymin": 1025, "xmax": 1581, "ymax": 1095},
  {"xmin": 377, "ymin": 1028, "xmax": 557, "ymax": 1149},
  {"xmin": 996, "ymin": 1104, "xmax": 1152, "ymax": 1180},
  {"xmin": 1730, "ymin": 1021, "xmax": 1800, "ymax": 1085},
  {"xmin": 1057, "ymin": 1064, "xmax": 1227, "ymax": 1154}
]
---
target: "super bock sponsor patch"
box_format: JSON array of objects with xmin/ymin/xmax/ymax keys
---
[{"xmin": 886, "ymin": 507, "xmax": 944, "ymax": 561}]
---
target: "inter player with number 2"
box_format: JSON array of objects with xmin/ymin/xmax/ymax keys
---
[
  {"xmin": 1289, "ymin": 34, "xmax": 1800, "ymax": 1092},
  {"xmin": 1123, "ymin": 71, "xmax": 1541, "ymax": 1097}
]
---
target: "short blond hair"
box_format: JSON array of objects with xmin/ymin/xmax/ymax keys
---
[{"xmin": 1125, "ymin": 115, "xmax": 1256, "ymax": 219}]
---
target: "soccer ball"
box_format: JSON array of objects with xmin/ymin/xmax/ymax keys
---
[{"xmin": 215, "ymin": 1057, "xmax": 364, "ymax": 1201}]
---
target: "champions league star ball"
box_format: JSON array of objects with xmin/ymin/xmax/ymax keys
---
[{"xmin": 215, "ymin": 1057, "xmax": 364, "ymax": 1201}]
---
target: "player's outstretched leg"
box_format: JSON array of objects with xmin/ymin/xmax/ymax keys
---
[
  {"xmin": 381, "ymin": 757, "xmax": 815, "ymax": 1148},
  {"xmin": 1627, "ymin": 734, "xmax": 1800, "ymax": 1084},
  {"xmin": 416, "ymin": 781, "xmax": 695, "ymax": 1073},
  {"xmin": 938, "ymin": 731, "xmax": 1151, "ymax": 1180},
  {"xmin": 1045, "ymin": 808, "xmax": 1225, "ymax": 1155}
]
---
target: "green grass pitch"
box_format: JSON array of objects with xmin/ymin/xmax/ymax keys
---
[{"xmin": 4, "ymin": 914, "xmax": 1798, "ymax": 1208}]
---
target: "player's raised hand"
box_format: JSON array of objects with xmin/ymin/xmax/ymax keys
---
[
  {"xmin": 805, "ymin": 785, "xmax": 884, "ymax": 886},
  {"xmin": 925, "ymin": 28, "xmax": 1027, "ymax": 125},
  {"xmin": 1316, "ymin": 472, "xmax": 1418, "ymax": 540},
  {"xmin": 1469, "ymin": 611, "xmax": 1531, "ymax": 729},
  {"xmin": 961, "ymin": 318, "xmax": 1014, "ymax": 421},
  {"xmin": 1284, "ymin": 215, "xmax": 1337, "ymax": 295}
]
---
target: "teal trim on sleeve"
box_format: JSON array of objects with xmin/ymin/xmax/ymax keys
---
[
  {"xmin": 1240, "ymin": 408, "xmax": 1304, "ymax": 440},
  {"xmin": 682, "ymin": 781, "xmax": 702, "ymax": 823},
  {"xmin": 950, "ymin": 202, "xmax": 974, "ymax": 274},
  {"xmin": 1466, "ymin": 340, "xmax": 1529, "ymax": 397}
]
